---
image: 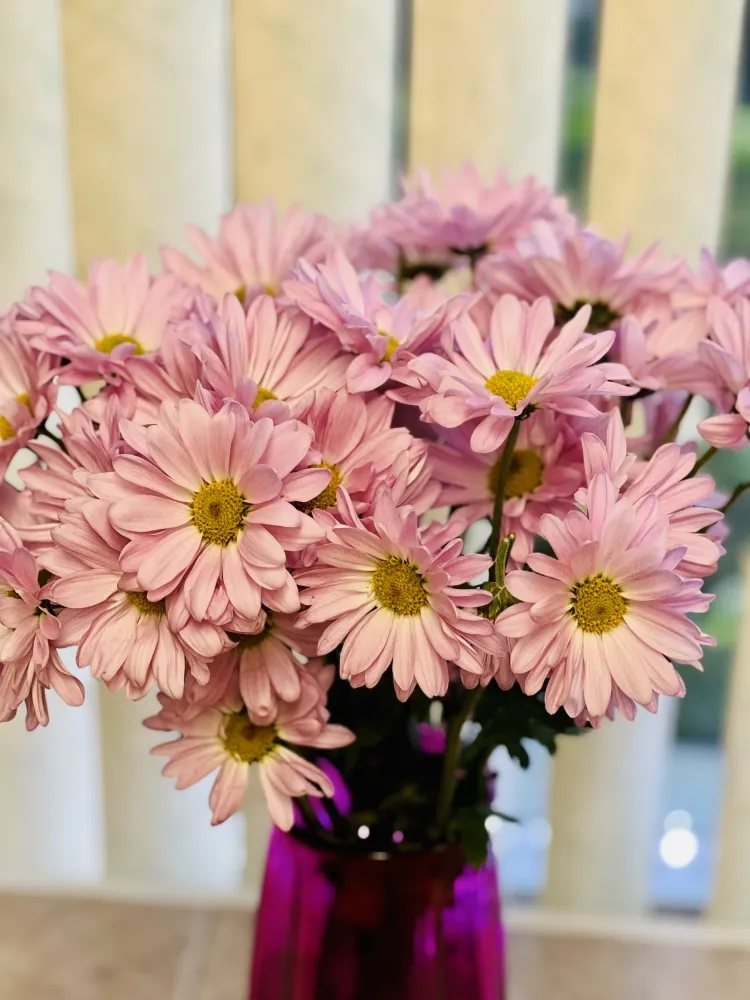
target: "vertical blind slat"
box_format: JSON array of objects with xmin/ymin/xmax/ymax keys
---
[
  {"xmin": 544, "ymin": 0, "xmax": 744, "ymax": 915},
  {"xmin": 60, "ymin": 0, "xmax": 239, "ymax": 887},
  {"xmin": 712, "ymin": 550, "xmax": 750, "ymax": 922},
  {"xmin": 232, "ymin": 0, "xmax": 399, "ymax": 221},
  {"xmin": 587, "ymin": 0, "xmax": 745, "ymax": 261},
  {"xmin": 408, "ymin": 0, "xmax": 569, "ymax": 185},
  {"xmin": 0, "ymin": 1, "xmax": 73, "ymax": 305},
  {"xmin": 61, "ymin": 0, "xmax": 232, "ymax": 271}
]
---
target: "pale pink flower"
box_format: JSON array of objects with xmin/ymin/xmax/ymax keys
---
[
  {"xmin": 20, "ymin": 255, "xmax": 190, "ymax": 384},
  {"xmin": 295, "ymin": 489, "xmax": 500, "ymax": 699},
  {"xmin": 697, "ymin": 298, "xmax": 750, "ymax": 448},
  {"xmin": 579, "ymin": 409, "xmax": 724, "ymax": 579},
  {"xmin": 162, "ymin": 201, "xmax": 333, "ymax": 303},
  {"xmin": 191, "ymin": 294, "xmax": 348, "ymax": 418},
  {"xmin": 430, "ymin": 410, "xmax": 582, "ymax": 563},
  {"xmin": 149, "ymin": 673, "xmax": 354, "ymax": 828},
  {"xmin": 297, "ymin": 390, "xmax": 412, "ymax": 514},
  {"xmin": 217, "ymin": 611, "xmax": 324, "ymax": 726},
  {"xmin": 284, "ymin": 249, "xmax": 464, "ymax": 392},
  {"xmin": 359, "ymin": 438, "xmax": 442, "ymax": 519},
  {"xmin": 615, "ymin": 315, "xmax": 715, "ymax": 396},
  {"xmin": 497, "ymin": 473, "xmax": 714, "ymax": 720},
  {"xmin": 484, "ymin": 227, "xmax": 679, "ymax": 331},
  {"xmin": 45, "ymin": 503, "xmax": 229, "ymax": 699},
  {"xmin": 0, "ymin": 328, "xmax": 57, "ymax": 475},
  {"xmin": 0, "ymin": 518, "xmax": 83, "ymax": 729},
  {"xmin": 671, "ymin": 250, "xmax": 750, "ymax": 346},
  {"xmin": 21, "ymin": 399, "xmax": 122, "ymax": 531},
  {"xmin": 90, "ymin": 399, "xmax": 327, "ymax": 623},
  {"xmin": 409, "ymin": 294, "xmax": 634, "ymax": 453},
  {"xmin": 368, "ymin": 165, "xmax": 561, "ymax": 264}
]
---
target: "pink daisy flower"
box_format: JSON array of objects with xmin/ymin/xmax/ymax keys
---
[
  {"xmin": 615, "ymin": 315, "xmax": 714, "ymax": 395},
  {"xmin": 497, "ymin": 473, "xmax": 714, "ymax": 720},
  {"xmin": 295, "ymin": 489, "xmax": 500, "ymax": 699},
  {"xmin": 21, "ymin": 399, "xmax": 122, "ymax": 531},
  {"xmin": 215, "ymin": 612, "xmax": 323, "ymax": 726},
  {"xmin": 284, "ymin": 249, "xmax": 464, "ymax": 392},
  {"xmin": 90, "ymin": 399, "xmax": 328, "ymax": 623},
  {"xmin": 297, "ymin": 390, "xmax": 412, "ymax": 514},
  {"xmin": 0, "ymin": 327, "xmax": 57, "ymax": 475},
  {"xmin": 580, "ymin": 410, "xmax": 724, "ymax": 579},
  {"xmin": 162, "ymin": 201, "xmax": 333, "ymax": 303},
  {"xmin": 45, "ymin": 502, "xmax": 230, "ymax": 699},
  {"xmin": 192, "ymin": 294, "xmax": 349, "ymax": 417},
  {"xmin": 368, "ymin": 165, "xmax": 561, "ymax": 264},
  {"xmin": 148, "ymin": 673, "xmax": 354, "ymax": 828},
  {"xmin": 696, "ymin": 298, "xmax": 750, "ymax": 448},
  {"xmin": 671, "ymin": 250, "xmax": 750, "ymax": 346},
  {"xmin": 0, "ymin": 518, "xmax": 83, "ymax": 729},
  {"xmin": 20, "ymin": 254, "xmax": 190, "ymax": 385},
  {"xmin": 484, "ymin": 227, "xmax": 679, "ymax": 332},
  {"xmin": 409, "ymin": 294, "xmax": 634, "ymax": 453},
  {"xmin": 430, "ymin": 410, "xmax": 582, "ymax": 563}
]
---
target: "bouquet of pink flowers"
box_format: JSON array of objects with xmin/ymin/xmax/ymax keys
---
[{"xmin": 0, "ymin": 166, "xmax": 737, "ymax": 861}]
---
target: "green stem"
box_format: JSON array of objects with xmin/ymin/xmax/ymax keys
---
[
  {"xmin": 488, "ymin": 418, "xmax": 522, "ymax": 578},
  {"xmin": 435, "ymin": 686, "xmax": 482, "ymax": 834},
  {"xmin": 662, "ymin": 393, "xmax": 693, "ymax": 446},
  {"xmin": 692, "ymin": 446, "xmax": 718, "ymax": 475},
  {"xmin": 722, "ymin": 481, "xmax": 750, "ymax": 514}
]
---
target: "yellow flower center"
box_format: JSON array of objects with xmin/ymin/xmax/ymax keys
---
[
  {"xmin": 94, "ymin": 333, "xmax": 145, "ymax": 356},
  {"xmin": 235, "ymin": 285, "xmax": 247, "ymax": 304},
  {"xmin": 0, "ymin": 416, "xmax": 16, "ymax": 442},
  {"xmin": 570, "ymin": 574, "xmax": 627, "ymax": 634},
  {"xmin": 126, "ymin": 591, "xmax": 166, "ymax": 617},
  {"xmin": 299, "ymin": 463, "xmax": 342, "ymax": 513},
  {"xmin": 488, "ymin": 449, "xmax": 545, "ymax": 499},
  {"xmin": 371, "ymin": 556, "xmax": 428, "ymax": 616},
  {"xmin": 191, "ymin": 479, "xmax": 248, "ymax": 546},
  {"xmin": 253, "ymin": 385, "xmax": 278, "ymax": 408},
  {"xmin": 383, "ymin": 335, "xmax": 400, "ymax": 363},
  {"xmin": 222, "ymin": 712, "xmax": 277, "ymax": 764},
  {"xmin": 16, "ymin": 393, "xmax": 32, "ymax": 413},
  {"xmin": 484, "ymin": 370, "xmax": 538, "ymax": 409}
]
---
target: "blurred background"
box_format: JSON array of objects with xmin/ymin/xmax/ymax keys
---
[{"xmin": 2, "ymin": 0, "xmax": 750, "ymax": 927}]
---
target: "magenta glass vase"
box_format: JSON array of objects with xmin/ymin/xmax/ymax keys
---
[{"xmin": 249, "ymin": 828, "xmax": 506, "ymax": 1000}]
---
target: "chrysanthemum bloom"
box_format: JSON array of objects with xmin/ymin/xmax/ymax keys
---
[
  {"xmin": 696, "ymin": 298, "xmax": 750, "ymax": 448},
  {"xmin": 497, "ymin": 473, "xmax": 714, "ymax": 720},
  {"xmin": 0, "ymin": 518, "xmax": 83, "ymax": 729},
  {"xmin": 410, "ymin": 294, "xmax": 634, "ymax": 453},
  {"xmin": 91, "ymin": 399, "xmax": 328, "ymax": 623},
  {"xmin": 579, "ymin": 410, "xmax": 724, "ymax": 579},
  {"xmin": 671, "ymin": 250, "xmax": 750, "ymax": 346},
  {"xmin": 191, "ymin": 294, "xmax": 349, "ymax": 418},
  {"xmin": 368, "ymin": 165, "xmax": 561, "ymax": 265},
  {"xmin": 297, "ymin": 390, "xmax": 412, "ymax": 515},
  {"xmin": 295, "ymin": 489, "xmax": 500, "ymax": 699},
  {"xmin": 210, "ymin": 611, "xmax": 324, "ymax": 725},
  {"xmin": 20, "ymin": 399, "xmax": 122, "ymax": 531},
  {"xmin": 20, "ymin": 254, "xmax": 190, "ymax": 385},
  {"xmin": 162, "ymin": 201, "xmax": 332, "ymax": 303},
  {"xmin": 284, "ymin": 249, "xmax": 464, "ymax": 392},
  {"xmin": 0, "ymin": 327, "xmax": 57, "ymax": 475},
  {"xmin": 430, "ymin": 410, "xmax": 582, "ymax": 563},
  {"xmin": 614, "ymin": 315, "xmax": 715, "ymax": 396},
  {"xmin": 148, "ymin": 675, "xmax": 354, "ymax": 827},
  {"xmin": 483, "ymin": 227, "xmax": 679, "ymax": 332},
  {"xmin": 45, "ymin": 503, "xmax": 229, "ymax": 699}
]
